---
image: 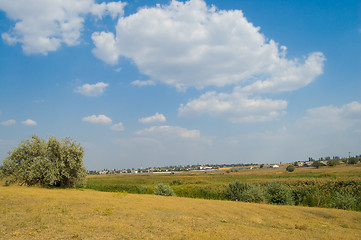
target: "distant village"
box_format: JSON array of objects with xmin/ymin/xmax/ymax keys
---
[{"xmin": 87, "ymin": 155, "xmax": 360, "ymax": 175}]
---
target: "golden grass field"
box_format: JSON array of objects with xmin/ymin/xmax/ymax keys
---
[{"xmin": 1, "ymin": 185, "xmax": 361, "ymax": 239}]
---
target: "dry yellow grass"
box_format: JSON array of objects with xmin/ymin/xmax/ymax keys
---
[{"xmin": 1, "ymin": 186, "xmax": 361, "ymax": 239}]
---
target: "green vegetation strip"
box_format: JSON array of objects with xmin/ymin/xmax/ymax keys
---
[{"xmin": 86, "ymin": 167, "xmax": 361, "ymax": 211}]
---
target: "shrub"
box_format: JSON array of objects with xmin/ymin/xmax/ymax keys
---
[
  {"xmin": 292, "ymin": 186, "xmax": 328, "ymax": 207},
  {"xmin": 223, "ymin": 181, "xmax": 265, "ymax": 203},
  {"xmin": 0, "ymin": 135, "xmax": 86, "ymax": 187},
  {"xmin": 312, "ymin": 161, "xmax": 323, "ymax": 169},
  {"xmin": 266, "ymin": 182, "xmax": 294, "ymax": 205},
  {"xmin": 223, "ymin": 181, "xmax": 250, "ymax": 201},
  {"xmin": 154, "ymin": 183, "xmax": 175, "ymax": 196},
  {"xmin": 241, "ymin": 185, "xmax": 265, "ymax": 203},
  {"xmin": 348, "ymin": 157, "xmax": 359, "ymax": 165},
  {"xmin": 332, "ymin": 192, "xmax": 357, "ymax": 210},
  {"xmin": 286, "ymin": 165, "xmax": 296, "ymax": 172},
  {"xmin": 327, "ymin": 159, "xmax": 339, "ymax": 167}
]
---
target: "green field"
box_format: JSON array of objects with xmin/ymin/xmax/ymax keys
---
[{"xmin": 86, "ymin": 164, "xmax": 361, "ymax": 210}]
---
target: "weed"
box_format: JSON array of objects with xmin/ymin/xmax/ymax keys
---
[
  {"xmin": 170, "ymin": 180, "xmax": 182, "ymax": 185},
  {"xmin": 72, "ymin": 233, "xmax": 80, "ymax": 238},
  {"xmin": 102, "ymin": 208, "xmax": 113, "ymax": 216},
  {"xmin": 295, "ymin": 224, "xmax": 307, "ymax": 230}
]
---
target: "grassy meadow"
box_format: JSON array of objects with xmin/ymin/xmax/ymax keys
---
[
  {"xmin": 1, "ymin": 164, "xmax": 361, "ymax": 239},
  {"xmin": 1, "ymin": 185, "xmax": 361, "ymax": 239}
]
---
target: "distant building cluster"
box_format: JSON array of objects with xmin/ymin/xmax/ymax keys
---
[{"xmin": 86, "ymin": 155, "xmax": 360, "ymax": 175}]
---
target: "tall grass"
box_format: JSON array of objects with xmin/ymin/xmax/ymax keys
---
[{"xmin": 86, "ymin": 165, "xmax": 361, "ymax": 211}]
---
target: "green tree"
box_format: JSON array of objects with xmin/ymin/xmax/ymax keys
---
[
  {"xmin": 327, "ymin": 159, "xmax": 339, "ymax": 167},
  {"xmin": 348, "ymin": 157, "xmax": 359, "ymax": 165},
  {"xmin": 312, "ymin": 161, "xmax": 323, "ymax": 169},
  {"xmin": 286, "ymin": 165, "xmax": 295, "ymax": 172},
  {"xmin": 0, "ymin": 135, "xmax": 86, "ymax": 187}
]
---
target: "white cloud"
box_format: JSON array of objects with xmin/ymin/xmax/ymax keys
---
[
  {"xmin": 91, "ymin": 31, "xmax": 119, "ymax": 64},
  {"xmin": 74, "ymin": 82, "xmax": 109, "ymax": 97},
  {"xmin": 90, "ymin": 0, "xmax": 324, "ymax": 123},
  {"xmin": 91, "ymin": 0, "xmax": 325, "ymax": 90},
  {"xmin": 241, "ymin": 52, "xmax": 325, "ymax": 93},
  {"xmin": 0, "ymin": 0, "xmax": 126, "ymax": 55},
  {"xmin": 82, "ymin": 114, "xmax": 112, "ymax": 124},
  {"xmin": 341, "ymin": 101, "xmax": 361, "ymax": 119},
  {"xmin": 275, "ymin": 101, "xmax": 361, "ymax": 158},
  {"xmin": 90, "ymin": 1, "xmax": 126, "ymax": 20},
  {"xmin": 22, "ymin": 119, "xmax": 37, "ymax": 126},
  {"xmin": 179, "ymin": 88, "xmax": 287, "ymax": 123},
  {"xmin": 139, "ymin": 113, "xmax": 166, "ymax": 124},
  {"xmin": 111, "ymin": 122, "xmax": 124, "ymax": 131},
  {"xmin": 131, "ymin": 80, "xmax": 156, "ymax": 87},
  {"xmin": 136, "ymin": 125, "xmax": 200, "ymax": 140},
  {"xmin": 303, "ymin": 101, "xmax": 361, "ymax": 128},
  {"xmin": 0, "ymin": 119, "xmax": 16, "ymax": 126}
]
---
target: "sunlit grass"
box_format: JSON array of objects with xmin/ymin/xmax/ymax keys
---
[
  {"xmin": 1, "ymin": 186, "xmax": 361, "ymax": 239},
  {"xmin": 86, "ymin": 164, "xmax": 361, "ymax": 200}
]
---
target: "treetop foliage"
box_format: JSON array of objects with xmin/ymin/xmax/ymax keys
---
[
  {"xmin": 286, "ymin": 165, "xmax": 295, "ymax": 172},
  {"xmin": 0, "ymin": 135, "xmax": 86, "ymax": 187}
]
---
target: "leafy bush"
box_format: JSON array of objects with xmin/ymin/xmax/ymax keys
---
[
  {"xmin": 312, "ymin": 161, "xmax": 323, "ymax": 168},
  {"xmin": 0, "ymin": 135, "xmax": 86, "ymax": 187},
  {"xmin": 241, "ymin": 185, "xmax": 265, "ymax": 203},
  {"xmin": 223, "ymin": 181, "xmax": 250, "ymax": 201},
  {"xmin": 286, "ymin": 165, "xmax": 296, "ymax": 172},
  {"xmin": 266, "ymin": 182, "xmax": 294, "ymax": 205},
  {"xmin": 292, "ymin": 186, "xmax": 328, "ymax": 207},
  {"xmin": 223, "ymin": 181, "xmax": 265, "ymax": 203},
  {"xmin": 327, "ymin": 159, "xmax": 339, "ymax": 167},
  {"xmin": 348, "ymin": 157, "xmax": 359, "ymax": 165},
  {"xmin": 154, "ymin": 183, "xmax": 175, "ymax": 196},
  {"xmin": 332, "ymin": 192, "xmax": 357, "ymax": 210}
]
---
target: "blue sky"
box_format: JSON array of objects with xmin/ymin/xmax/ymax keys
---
[{"xmin": 0, "ymin": 0, "xmax": 360, "ymax": 170}]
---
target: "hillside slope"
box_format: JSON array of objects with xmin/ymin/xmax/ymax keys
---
[{"xmin": 1, "ymin": 186, "xmax": 360, "ymax": 239}]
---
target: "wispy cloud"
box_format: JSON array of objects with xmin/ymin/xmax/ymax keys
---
[
  {"xmin": 74, "ymin": 82, "xmax": 109, "ymax": 97},
  {"xmin": 82, "ymin": 114, "xmax": 112, "ymax": 124},
  {"xmin": 131, "ymin": 80, "xmax": 156, "ymax": 87},
  {"xmin": 111, "ymin": 122, "xmax": 124, "ymax": 131},
  {"xmin": 22, "ymin": 119, "xmax": 37, "ymax": 126},
  {"xmin": 136, "ymin": 125, "xmax": 200, "ymax": 140},
  {"xmin": 139, "ymin": 113, "xmax": 166, "ymax": 124},
  {"xmin": 179, "ymin": 89, "xmax": 287, "ymax": 123},
  {"xmin": 1, "ymin": 119, "xmax": 16, "ymax": 126}
]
